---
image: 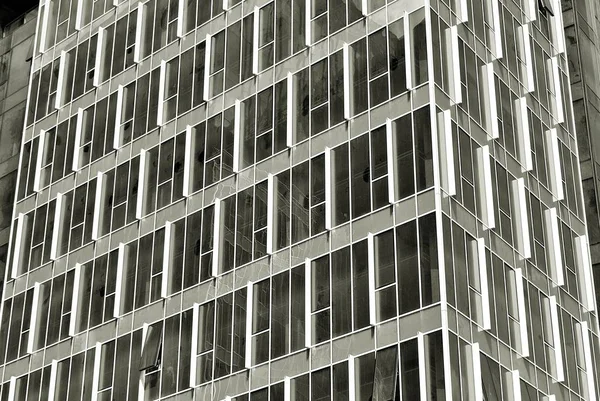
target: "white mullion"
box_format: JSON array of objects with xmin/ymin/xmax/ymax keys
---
[
  {"xmin": 33, "ymin": 130, "xmax": 46, "ymax": 193},
  {"xmin": 418, "ymin": 332, "xmax": 427, "ymax": 401},
  {"xmin": 113, "ymin": 243, "xmax": 125, "ymax": 318},
  {"xmin": 50, "ymin": 193, "xmax": 64, "ymax": 261},
  {"xmin": 91, "ymin": 172, "xmax": 104, "ymax": 240},
  {"xmin": 69, "ymin": 264, "xmax": 82, "ymax": 336},
  {"xmin": 304, "ymin": 258, "xmax": 311, "ymax": 348},
  {"xmin": 519, "ymin": 24, "xmax": 535, "ymax": 93},
  {"xmin": 26, "ymin": 282, "xmax": 41, "ymax": 354},
  {"xmin": 286, "ymin": 72, "xmax": 295, "ymax": 147},
  {"xmin": 73, "ymin": 108, "xmax": 84, "ymax": 171},
  {"xmin": 545, "ymin": 207, "xmax": 564, "ymax": 287},
  {"xmin": 212, "ymin": 199, "xmax": 222, "ymax": 278},
  {"xmin": 136, "ymin": 149, "xmax": 147, "ymax": 219},
  {"xmin": 575, "ymin": 235, "xmax": 596, "ymax": 311},
  {"xmin": 404, "ymin": 14, "xmax": 413, "ymax": 90},
  {"xmin": 516, "ymin": 98, "xmax": 533, "ymax": 171},
  {"xmin": 113, "ymin": 85, "xmax": 124, "ymax": 149},
  {"xmin": 524, "ymin": 0, "xmax": 537, "ymax": 22},
  {"xmin": 343, "ymin": 43, "xmax": 352, "ymax": 120},
  {"xmin": 491, "ymin": 0, "xmax": 503, "ymax": 59},
  {"xmin": 245, "ymin": 281, "xmax": 254, "ymax": 369},
  {"xmin": 267, "ymin": 174, "xmax": 276, "ymax": 254},
  {"xmin": 203, "ymin": 34, "xmax": 212, "ymax": 101},
  {"xmin": 157, "ymin": 60, "xmax": 166, "ymax": 126},
  {"xmin": 48, "ymin": 360, "xmax": 58, "ymax": 401},
  {"xmin": 75, "ymin": 0, "xmax": 84, "ymax": 30},
  {"xmin": 470, "ymin": 343, "xmax": 483, "ymax": 401},
  {"xmin": 476, "ymin": 146, "xmax": 495, "ymax": 229},
  {"xmin": 233, "ymin": 99, "xmax": 242, "ymax": 173},
  {"xmin": 546, "ymin": 128, "xmax": 564, "ymax": 200},
  {"xmin": 284, "ymin": 376, "xmax": 291, "ymax": 401},
  {"xmin": 7, "ymin": 376, "xmax": 16, "ymax": 401},
  {"xmin": 550, "ymin": 57, "xmax": 564, "ymax": 124},
  {"xmin": 367, "ymin": 233, "xmax": 376, "ymax": 326},
  {"xmin": 361, "ymin": 0, "xmax": 368, "ymax": 16},
  {"xmin": 386, "ymin": 118, "xmax": 399, "ymax": 202},
  {"xmin": 55, "ymin": 51, "xmax": 67, "ymax": 109},
  {"xmin": 305, "ymin": 0, "xmax": 311, "ymax": 47},
  {"xmin": 551, "ymin": 0, "xmax": 565, "ymax": 55},
  {"xmin": 510, "ymin": 370, "xmax": 522, "ymax": 401},
  {"xmin": 161, "ymin": 221, "xmax": 172, "ymax": 299},
  {"xmin": 134, "ymin": 3, "xmax": 144, "ymax": 63},
  {"xmin": 348, "ymin": 355, "xmax": 356, "ymax": 401},
  {"xmin": 11, "ymin": 213, "xmax": 25, "ymax": 279},
  {"xmin": 515, "ymin": 268, "xmax": 530, "ymax": 358},
  {"xmin": 511, "ymin": 178, "xmax": 532, "ymax": 259},
  {"xmin": 438, "ymin": 110, "xmax": 456, "ymax": 196},
  {"xmin": 579, "ymin": 322, "xmax": 598, "ymax": 401},
  {"xmin": 93, "ymin": 28, "xmax": 105, "ymax": 87},
  {"xmin": 39, "ymin": 0, "xmax": 51, "ymax": 53},
  {"xmin": 477, "ymin": 238, "xmax": 491, "ymax": 331},
  {"xmin": 253, "ymin": 7, "xmax": 260, "ymax": 75},
  {"xmin": 91, "ymin": 342, "xmax": 102, "ymax": 401},
  {"xmin": 183, "ymin": 125, "xmax": 193, "ymax": 197},
  {"xmin": 448, "ymin": 26, "xmax": 462, "ymax": 105},
  {"xmin": 190, "ymin": 303, "xmax": 199, "ymax": 387},
  {"xmin": 482, "ymin": 63, "xmax": 498, "ymax": 139},
  {"xmin": 324, "ymin": 148, "xmax": 332, "ymax": 230},
  {"xmin": 177, "ymin": 0, "xmax": 185, "ymax": 38},
  {"xmin": 548, "ymin": 296, "xmax": 564, "ymax": 382},
  {"xmin": 458, "ymin": 0, "xmax": 468, "ymax": 23}
]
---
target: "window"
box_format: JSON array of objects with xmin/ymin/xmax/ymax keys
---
[
  {"xmin": 250, "ymin": 266, "xmax": 305, "ymax": 363},
  {"xmin": 99, "ymin": 156, "xmax": 140, "ymax": 236},
  {"xmin": 1, "ymin": 288, "xmax": 34, "ymax": 363},
  {"xmin": 144, "ymin": 134, "xmax": 186, "ymax": 214},
  {"xmin": 32, "ymin": 270, "xmax": 75, "ymax": 351},
  {"xmin": 74, "ymin": 249, "xmax": 119, "ymax": 333},
  {"xmin": 12, "ymin": 200, "xmax": 56, "ymax": 275},
  {"xmin": 193, "ymin": 289, "xmax": 247, "ymax": 384},
  {"xmin": 56, "ymin": 178, "xmax": 97, "ymax": 256},
  {"xmin": 37, "ymin": 115, "xmax": 77, "ymax": 190},
  {"xmin": 100, "ymin": 15, "xmax": 137, "ymax": 83},
  {"xmin": 76, "ymin": 92, "xmax": 118, "ymax": 169}
]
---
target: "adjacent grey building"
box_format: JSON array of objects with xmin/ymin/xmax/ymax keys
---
[{"xmin": 0, "ymin": 0, "xmax": 598, "ymax": 401}]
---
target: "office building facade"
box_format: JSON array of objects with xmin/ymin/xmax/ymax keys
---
[{"xmin": 0, "ymin": 0, "xmax": 598, "ymax": 400}]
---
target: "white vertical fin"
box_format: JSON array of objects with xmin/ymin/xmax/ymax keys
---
[
  {"xmin": 161, "ymin": 221, "xmax": 172, "ymax": 299},
  {"xmin": 253, "ymin": 7, "xmax": 259, "ymax": 75},
  {"xmin": 477, "ymin": 238, "xmax": 491, "ymax": 331},
  {"xmin": 575, "ymin": 235, "xmax": 596, "ymax": 311},
  {"xmin": 233, "ymin": 100, "xmax": 242, "ymax": 173},
  {"xmin": 113, "ymin": 243, "xmax": 125, "ymax": 318},
  {"xmin": 48, "ymin": 360, "xmax": 58, "ymax": 401},
  {"xmin": 515, "ymin": 268, "xmax": 529, "ymax": 357},
  {"xmin": 477, "ymin": 146, "xmax": 495, "ymax": 229},
  {"xmin": 520, "ymin": 24, "xmax": 535, "ymax": 93},
  {"xmin": 136, "ymin": 149, "xmax": 147, "ymax": 220},
  {"xmin": 69, "ymin": 263, "xmax": 82, "ymax": 336},
  {"xmin": 190, "ymin": 303, "xmax": 199, "ymax": 387},
  {"xmin": 546, "ymin": 128, "xmax": 564, "ymax": 201},
  {"xmin": 448, "ymin": 26, "xmax": 462, "ymax": 105},
  {"xmin": 482, "ymin": 63, "xmax": 498, "ymax": 139},
  {"xmin": 91, "ymin": 342, "xmax": 102, "ymax": 401},
  {"xmin": 343, "ymin": 43, "xmax": 352, "ymax": 120},
  {"xmin": 177, "ymin": 0, "xmax": 185, "ymax": 38},
  {"xmin": 305, "ymin": 0, "xmax": 311, "ymax": 47},
  {"xmin": 267, "ymin": 174, "xmax": 276, "ymax": 254},
  {"xmin": 286, "ymin": 72, "xmax": 295, "ymax": 147},
  {"xmin": 386, "ymin": 118, "xmax": 399, "ymax": 202},
  {"xmin": 550, "ymin": 57, "xmax": 564, "ymax": 124},
  {"xmin": 512, "ymin": 178, "xmax": 532, "ymax": 259},
  {"xmin": 404, "ymin": 14, "xmax": 413, "ymax": 90},
  {"xmin": 304, "ymin": 258, "xmax": 311, "ymax": 348},
  {"xmin": 418, "ymin": 332, "xmax": 427, "ymax": 401},
  {"xmin": 33, "ymin": 130, "xmax": 46, "ymax": 192},
  {"xmin": 113, "ymin": 85, "xmax": 124, "ymax": 149},
  {"xmin": 579, "ymin": 322, "xmax": 598, "ymax": 401},
  {"xmin": 50, "ymin": 193, "xmax": 64, "ymax": 261},
  {"xmin": 545, "ymin": 207, "xmax": 564, "ymax": 287},
  {"xmin": 27, "ymin": 282, "xmax": 41, "ymax": 353},
  {"xmin": 92, "ymin": 172, "xmax": 104, "ymax": 240},
  {"xmin": 183, "ymin": 125, "xmax": 192, "ymax": 197},
  {"xmin": 73, "ymin": 108, "xmax": 84, "ymax": 171},
  {"xmin": 516, "ymin": 98, "xmax": 533, "ymax": 172},
  {"xmin": 324, "ymin": 148, "xmax": 332, "ymax": 230},
  {"xmin": 549, "ymin": 296, "xmax": 564, "ymax": 382},
  {"xmin": 93, "ymin": 28, "xmax": 105, "ymax": 87},
  {"xmin": 367, "ymin": 233, "xmax": 376, "ymax": 326},
  {"xmin": 134, "ymin": 3, "xmax": 144, "ymax": 63},
  {"xmin": 212, "ymin": 199, "xmax": 222, "ymax": 278},
  {"xmin": 203, "ymin": 34, "xmax": 211, "ymax": 101},
  {"xmin": 55, "ymin": 51, "xmax": 67, "ymax": 109},
  {"xmin": 157, "ymin": 60, "xmax": 166, "ymax": 126},
  {"xmin": 245, "ymin": 281, "xmax": 254, "ymax": 369},
  {"xmin": 11, "ymin": 214, "xmax": 25, "ymax": 279}
]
